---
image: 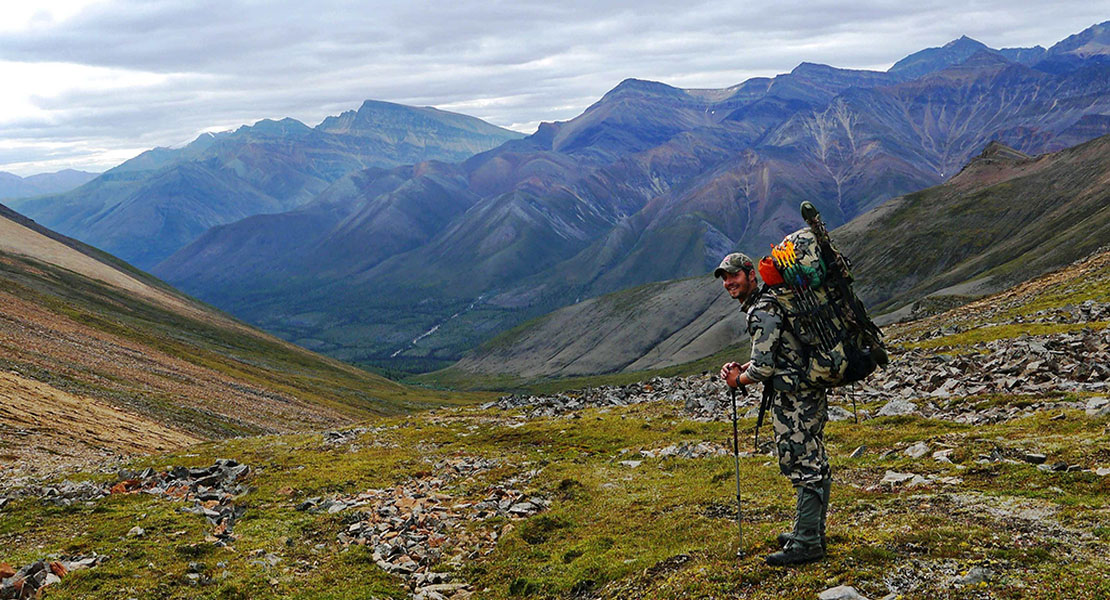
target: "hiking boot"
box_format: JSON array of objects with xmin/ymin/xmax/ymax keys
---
[
  {"xmin": 766, "ymin": 486, "xmax": 826, "ymax": 567},
  {"xmin": 777, "ymin": 476, "xmax": 831, "ymax": 551},
  {"xmin": 765, "ymin": 540, "xmax": 825, "ymax": 566},
  {"xmin": 818, "ymin": 477, "xmax": 831, "ymax": 553}
]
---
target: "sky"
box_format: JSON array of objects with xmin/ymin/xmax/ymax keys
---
[{"xmin": 1, "ymin": 1, "xmax": 1108, "ymax": 176}]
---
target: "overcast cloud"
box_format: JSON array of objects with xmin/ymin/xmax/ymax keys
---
[{"xmin": 1, "ymin": 0, "xmax": 1108, "ymax": 175}]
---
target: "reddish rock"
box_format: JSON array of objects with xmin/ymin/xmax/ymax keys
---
[
  {"xmin": 109, "ymin": 479, "xmax": 141, "ymax": 494},
  {"xmin": 0, "ymin": 562, "xmax": 14, "ymax": 578},
  {"xmin": 49, "ymin": 561, "xmax": 68, "ymax": 577}
]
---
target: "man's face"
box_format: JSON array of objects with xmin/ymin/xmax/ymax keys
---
[{"xmin": 721, "ymin": 269, "xmax": 752, "ymax": 300}]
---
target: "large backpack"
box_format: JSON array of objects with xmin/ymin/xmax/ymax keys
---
[{"xmin": 757, "ymin": 202, "xmax": 887, "ymax": 389}]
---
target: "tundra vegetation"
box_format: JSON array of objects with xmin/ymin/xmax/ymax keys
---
[{"xmin": 2, "ymin": 250, "xmax": 1107, "ymax": 599}]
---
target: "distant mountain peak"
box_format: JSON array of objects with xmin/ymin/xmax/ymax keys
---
[
  {"xmin": 790, "ymin": 62, "xmax": 839, "ymax": 76},
  {"xmin": 944, "ymin": 35, "xmax": 985, "ymax": 49},
  {"xmin": 890, "ymin": 36, "xmax": 999, "ymax": 79},
  {"xmin": 950, "ymin": 140, "xmax": 1033, "ymax": 181},
  {"xmin": 957, "ymin": 49, "xmax": 1015, "ymax": 68},
  {"xmin": 602, "ymin": 78, "xmax": 686, "ymax": 100},
  {"xmin": 236, "ymin": 117, "xmax": 312, "ymax": 138},
  {"xmin": 0, "ymin": 168, "xmax": 100, "ymax": 201},
  {"xmin": 315, "ymin": 99, "xmax": 520, "ymax": 139}
]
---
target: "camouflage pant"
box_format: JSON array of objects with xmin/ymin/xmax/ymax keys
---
[{"xmin": 770, "ymin": 387, "xmax": 830, "ymax": 490}]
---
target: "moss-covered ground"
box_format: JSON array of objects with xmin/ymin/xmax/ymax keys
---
[{"xmin": 4, "ymin": 392, "xmax": 1108, "ymax": 599}]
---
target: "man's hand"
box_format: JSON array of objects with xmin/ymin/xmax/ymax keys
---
[
  {"xmin": 719, "ymin": 361, "xmax": 753, "ymax": 388},
  {"xmin": 719, "ymin": 362, "xmax": 742, "ymax": 388}
]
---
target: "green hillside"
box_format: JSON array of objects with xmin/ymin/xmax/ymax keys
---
[{"xmin": 835, "ymin": 137, "xmax": 1110, "ymax": 314}]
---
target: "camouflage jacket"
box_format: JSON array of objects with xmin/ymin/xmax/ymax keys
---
[{"xmin": 740, "ymin": 284, "xmax": 810, "ymax": 391}]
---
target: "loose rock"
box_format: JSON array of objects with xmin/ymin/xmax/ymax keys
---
[
  {"xmin": 0, "ymin": 555, "xmax": 106, "ymax": 599},
  {"xmin": 904, "ymin": 442, "xmax": 930, "ymax": 459},
  {"xmin": 818, "ymin": 585, "xmax": 870, "ymax": 600}
]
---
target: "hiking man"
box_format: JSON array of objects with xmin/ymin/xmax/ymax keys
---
[{"xmin": 714, "ymin": 252, "xmax": 831, "ymax": 566}]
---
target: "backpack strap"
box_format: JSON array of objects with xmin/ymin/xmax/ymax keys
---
[{"xmin": 754, "ymin": 383, "xmax": 775, "ymax": 452}]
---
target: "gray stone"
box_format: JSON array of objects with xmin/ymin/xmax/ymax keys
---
[
  {"xmin": 619, "ymin": 460, "xmax": 642, "ymax": 468},
  {"xmin": 127, "ymin": 526, "xmax": 145, "ymax": 537},
  {"xmin": 849, "ymin": 445, "xmax": 867, "ymax": 459},
  {"xmin": 827, "ymin": 405, "xmax": 854, "ymax": 422},
  {"xmin": 1086, "ymin": 397, "xmax": 1110, "ymax": 417},
  {"xmin": 953, "ymin": 566, "xmax": 994, "ymax": 585},
  {"xmin": 1021, "ymin": 453, "xmax": 1047, "ymax": 465},
  {"xmin": 418, "ymin": 583, "xmax": 471, "ymax": 594},
  {"xmin": 818, "ymin": 585, "xmax": 870, "ymax": 600},
  {"xmin": 881, "ymin": 471, "xmax": 914, "ymax": 485},
  {"xmin": 877, "ymin": 399, "xmax": 917, "ymax": 417},
  {"xmin": 1095, "ymin": 467, "xmax": 1110, "ymax": 477},
  {"xmin": 508, "ymin": 502, "xmax": 537, "ymax": 515},
  {"xmin": 904, "ymin": 442, "xmax": 930, "ymax": 459},
  {"xmin": 932, "ymin": 449, "xmax": 954, "ymax": 463},
  {"xmin": 906, "ymin": 475, "xmax": 932, "ymax": 488}
]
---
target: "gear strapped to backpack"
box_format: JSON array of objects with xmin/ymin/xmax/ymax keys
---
[{"xmin": 757, "ymin": 202, "xmax": 888, "ymax": 390}]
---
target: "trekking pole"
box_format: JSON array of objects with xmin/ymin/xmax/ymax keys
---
[
  {"xmin": 729, "ymin": 385, "xmax": 745, "ymax": 558},
  {"xmin": 852, "ymin": 382, "xmax": 859, "ymax": 424}
]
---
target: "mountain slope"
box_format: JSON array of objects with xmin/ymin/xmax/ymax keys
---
[
  {"xmin": 434, "ymin": 135, "xmax": 1110, "ymax": 380},
  {"xmin": 834, "ymin": 135, "xmax": 1110, "ymax": 313},
  {"xmin": 448, "ymin": 276, "xmax": 742, "ymax": 379},
  {"xmin": 12, "ymin": 102, "xmax": 522, "ymax": 269},
  {"xmin": 0, "ymin": 202, "xmax": 479, "ymax": 476}
]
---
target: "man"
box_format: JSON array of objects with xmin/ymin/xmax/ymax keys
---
[{"xmin": 714, "ymin": 252, "xmax": 831, "ymax": 566}]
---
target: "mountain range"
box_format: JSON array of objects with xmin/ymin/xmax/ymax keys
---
[
  {"xmin": 9, "ymin": 102, "xmax": 522, "ymax": 269},
  {"xmin": 441, "ymin": 133, "xmax": 1110, "ymax": 382},
  {"xmin": 0, "ymin": 169, "xmax": 97, "ymax": 200},
  {"xmin": 149, "ymin": 21, "xmax": 1110, "ymax": 373},
  {"xmin": 8, "ymin": 22, "xmax": 1110, "ymax": 376}
]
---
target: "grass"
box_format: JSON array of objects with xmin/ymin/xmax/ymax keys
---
[
  {"xmin": 905, "ymin": 321, "xmax": 1107, "ymax": 351},
  {"xmin": 3, "ymin": 394, "xmax": 1107, "ymax": 599}
]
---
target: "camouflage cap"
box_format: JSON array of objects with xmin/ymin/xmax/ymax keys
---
[{"xmin": 713, "ymin": 252, "xmax": 754, "ymax": 278}]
